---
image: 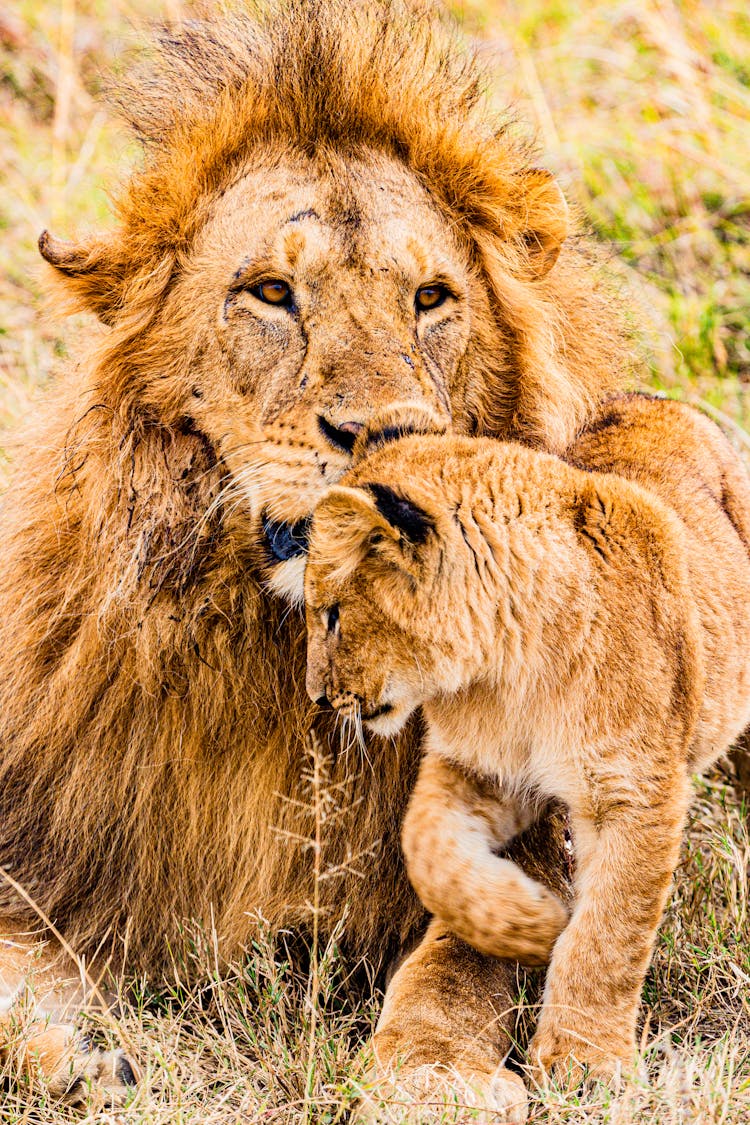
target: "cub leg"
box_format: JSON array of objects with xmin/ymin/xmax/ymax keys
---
[
  {"xmin": 402, "ymin": 753, "xmax": 569, "ymax": 966},
  {"xmin": 359, "ymin": 918, "xmax": 528, "ymax": 1123},
  {"xmin": 0, "ymin": 922, "xmax": 137, "ymax": 1104},
  {"xmin": 529, "ymin": 770, "xmax": 691, "ymax": 1084}
]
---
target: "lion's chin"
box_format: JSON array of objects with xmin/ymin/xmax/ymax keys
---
[{"xmin": 264, "ymin": 555, "xmax": 307, "ymax": 606}]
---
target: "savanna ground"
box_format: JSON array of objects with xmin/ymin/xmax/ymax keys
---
[{"xmin": 0, "ymin": 0, "xmax": 749, "ymax": 1121}]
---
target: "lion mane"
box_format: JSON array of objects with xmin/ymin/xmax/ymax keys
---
[{"xmin": 0, "ymin": 0, "xmax": 627, "ymax": 974}]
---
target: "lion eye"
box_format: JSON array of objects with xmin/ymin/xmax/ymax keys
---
[
  {"xmin": 253, "ymin": 279, "xmax": 292, "ymax": 306},
  {"xmin": 415, "ymin": 284, "xmax": 448, "ymax": 312}
]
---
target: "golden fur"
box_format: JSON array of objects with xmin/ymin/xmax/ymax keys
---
[
  {"xmin": 0, "ymin": 0, "xmax": 623, "ymax": 971},
  {"xmin": 305, "ymin": 394, "xmax": 750, "ymax": 1081},
  {"xmin": 0, "ymin": 0, "xmax": 657, "ymax": 1112}
]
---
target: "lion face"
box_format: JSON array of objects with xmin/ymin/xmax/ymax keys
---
[{"xmin": 165, "ymin": 150, "xmax": 490, "ymax": 602}]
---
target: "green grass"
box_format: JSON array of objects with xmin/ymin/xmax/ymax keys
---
[{"xmin": 1, "ymin": 0, "xmax": 749, "ymax": 1121}]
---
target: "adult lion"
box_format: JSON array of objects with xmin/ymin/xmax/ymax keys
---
[{"xmin": 0, "ymin": 0, "xmax": 638, "ymax": 1113}]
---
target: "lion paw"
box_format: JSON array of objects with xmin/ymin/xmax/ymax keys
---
[
  {"xmin": 529, "ymin": 1027, "xmax": 626, "ymax": 1093},
  {"xmin": 16, "ymin": 1022, "xmax": 138, "ymax": 1106},
  {"xmin": 355, "ymin": 1062, "xmax": 528, "ymax": 1124}
]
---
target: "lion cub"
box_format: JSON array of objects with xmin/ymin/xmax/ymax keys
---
[{"xmin": 304, "ymin": 396, "xmax": 750, "ymax": 1079}]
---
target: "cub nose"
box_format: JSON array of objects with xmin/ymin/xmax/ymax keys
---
[
  {"xmin": 315, "ymin": 694, "xmax": 333, "ymax": 710},
  {"xmin": 318, "ymin": 415, "xmax": 364, "ymax": 454}
]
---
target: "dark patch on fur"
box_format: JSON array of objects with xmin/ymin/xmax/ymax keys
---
[
  {"xmin": 368, "ymin": 483, "xmax": 433, "ymax": 544},
  {"xmin": 364, "ymin": 702, "xmax": 394, "ymax": 720},
  {"xmin": 364, "ymin": 425, "xmax": 411, "ymax": 451},
  {"xmin": 457, "ymin": 517, "xmax": 483, "ymax": 579},
  {"xmin": 580, "ymin": 391, "xmax": 663, "ymax": 439},
  {"xmin": 360, "ymin": 408, "xmax": 446, "ymax": 455},
  {"xmin": 330, "ymin": 196, "xmax": 362, "ymax": 232},
  {"xmin": 573, "ymin": 494, "xmax": 609, "ymax": 561},
  {"xmin": 720, "ymin": 476, "xmax": 750, "ymax": 558},
  {"xmin": 287, "ymin": 208, "xmax": 320, "ymax": 224},
  {"xmin": 582, "ymin": 407, "xmax": 622, "ymax": 436}
]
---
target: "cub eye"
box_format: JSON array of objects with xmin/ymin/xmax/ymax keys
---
[
  {"xmin": 253, "ymin": 279, "xmax": 292, "ymax": 306},
  {"xmin": 326, "ymin": 604, "xmax": 340, "ymax": 636},
  {"xmin": 415, "ymin": 284, "xmax": 448, "ymax": 312}
]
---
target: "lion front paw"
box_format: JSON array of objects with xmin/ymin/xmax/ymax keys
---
[
  {"xmin": 355, "ymin": 1061, "xmax": 528, "ymax": 1124},
  {"xmin": 14, "ymin": 1022, "xmax": 139, "ymax": 1106}
]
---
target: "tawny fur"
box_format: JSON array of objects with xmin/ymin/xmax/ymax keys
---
[
  {"xmin": 0, "ymin": 0, "xmax": 623, "ymax": 973},
  {"xmin": 305, "ymin": 394, "xmax": 750, "ymax": 1079},
  {"xmin": 0, "ymin": 0, "xmax": 653, "ymax": 1109}
]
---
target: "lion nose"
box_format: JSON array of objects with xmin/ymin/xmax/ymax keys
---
[{"xmin": 318, "ymin": 415, "xmax": 364, "ymax": 454}]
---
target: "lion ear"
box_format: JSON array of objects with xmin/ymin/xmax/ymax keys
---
[
  {"xmin": 310, "ymin": 487, "xmax": 389, "ymax": 582},
  {"xmin": 363, "ymin": 483, "xmax": 435, "ymax": 583},
  {"xmin": 38, "ymin": 230, "xmax": 123, "ymax": 324},
  {"xmin": 518, "ymin": 169, "xmax": 569, "ymax": 280}
]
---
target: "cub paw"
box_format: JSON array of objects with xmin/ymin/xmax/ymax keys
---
[
  {"xmin": 433, "ymin": 882, "xmax": 569, "ymax": 968},
  {"xmin": 16, "ymin": 1023, "xmax": 139, "ymax": 1106},
  {"xmin": 529, "ymin": 1027, "xmax": 627, "ymax": 1093},
  {"xmin": 355, "ymin": 1061, "xmax": 528, "ymax": 1124},
  {"xmin": 472, "ymin": 885, "xmax": 569, "ymax": 967}
]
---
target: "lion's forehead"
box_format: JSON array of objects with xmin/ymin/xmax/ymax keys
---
[{"xmin": 196, "ymin": 152, "xmax": 464, "ymax": 286}]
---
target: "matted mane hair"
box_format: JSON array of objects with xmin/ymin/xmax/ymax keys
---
[
  {"xmin": 42, "ymin": 0, "xmax": 630, "ymax": 451},
  {"xmin": 115, "ymin": 0, "xmax": 534, "ymax": 263}
]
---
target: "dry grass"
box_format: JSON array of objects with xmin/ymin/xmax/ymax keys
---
[{"xmin": 0, "ymin": 0, "xmax": 749, "ymax": 1121}]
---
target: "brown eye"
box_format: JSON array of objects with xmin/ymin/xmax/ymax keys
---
[
  {"xmin": 415, "ymin": 284, "xmax": 448, "ymax": 312},
  {"xmin": 254, "ymin": 279, "xmax": 292, "ymax": 306}
]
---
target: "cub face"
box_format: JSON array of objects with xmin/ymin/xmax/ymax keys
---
[{"xmin": 304, "ymin": 433, "xmax": 484, "ymax": 736}]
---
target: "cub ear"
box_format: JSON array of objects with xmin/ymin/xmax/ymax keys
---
[
  {"xmin": 517, "ymin": 169, "xmax": 569, "ymax": 280},
  {"xmin": 38, "ymin": 230, "xmax": 123, "ymax": 324},
  {"xmin": 367, "ymin": 483, "xmax": 434, "ymax": 546},
  {"xmin": 310, "ymin": 486, "xmax": 388, "ymax": 583},
  {"xmin": 311, "ymin": 484, "xmax": 434, "ymax": 583}
]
